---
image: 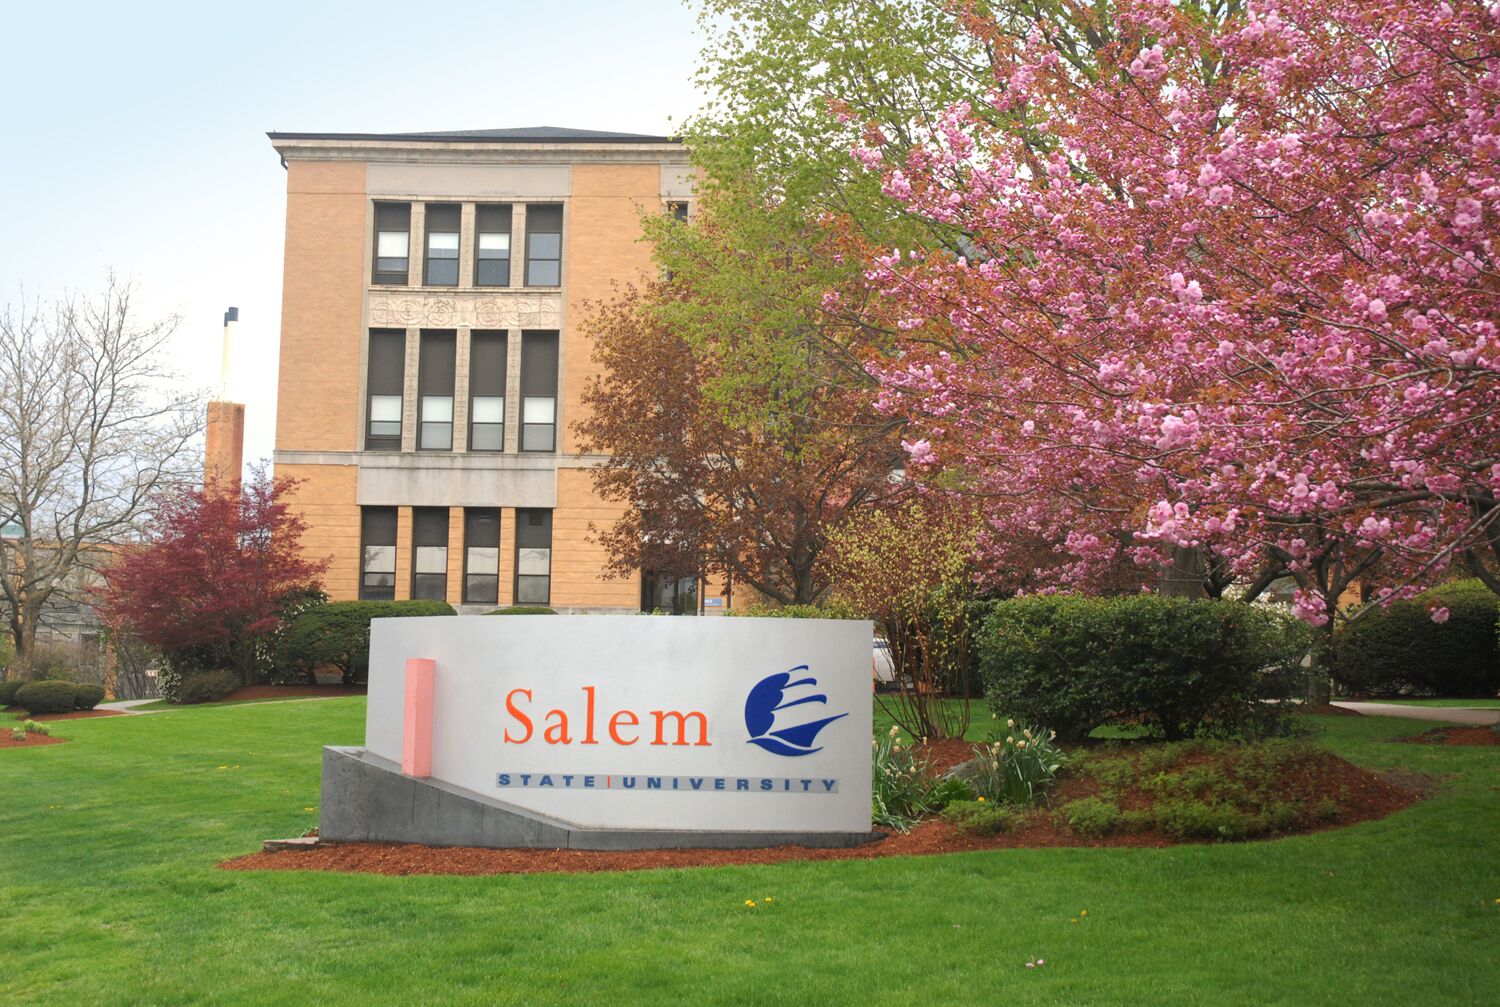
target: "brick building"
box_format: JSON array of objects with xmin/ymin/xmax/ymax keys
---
[{"xmin": 268, "ymin": 126, "xmax": 722, "ymax": 615}]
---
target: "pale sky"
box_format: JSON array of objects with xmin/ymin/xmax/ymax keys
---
[{"xmin": 0, "ymin": 0, "xmax": 705, "ymax": 471}]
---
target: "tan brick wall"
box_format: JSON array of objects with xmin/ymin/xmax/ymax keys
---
[
  {"xmin": 446, "ymin": 507, "xmax": 464, "ymax": 604},
  {"xmin": 551, "ymin": 467, "xmax": 640, "ymax": 609},
  {"xmin": 278, "ymin": 464, "xmax": 359, "ymax": 601},
  {"xmin": 277, "ymin": 161, "xmax": 367, "ymax": 452},
  {"xmin": 393, "ymin": 506, "xmax": 412, "ymax": 602},
  {"xmin": 560, "ymin": 164, "xmax": 661, "ymax": 454},
  {"xmin": 498, "ymin": 507, "xmax": 517, "ymax": 607}
]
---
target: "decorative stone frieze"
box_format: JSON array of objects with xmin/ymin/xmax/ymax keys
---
[{"xmin": 367, "ymin": 289, "xmax": 563, "ymax": 329}]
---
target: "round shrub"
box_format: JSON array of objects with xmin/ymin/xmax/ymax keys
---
[
  {"xmin": 14, "ymin": 680, "xmax": 79, "ymax": 715},
  {"xmin": 1331, "ymin": 579, "xmax": 1499, "ymax": 696},
  {"xmin": 177, "ymin": 670, "xmax": 239, "ymax": 704},
  {"xmin": 980, "ymin": 596, "xmax": 1313, "ymax": 741},
  {"xmin": 0, "ymin": 678, "xmax": 25, "ymax": 706},
  {"xmin": 486, "ymin": 606, "xmax": 558, "ymax": 615},
  {"xmin": 280, "ymin": 600, "xmax": 456, "ymax": 685},
  {"xmin": 72, "ymin": 683, "xmax": 106, "ymax": 710}
]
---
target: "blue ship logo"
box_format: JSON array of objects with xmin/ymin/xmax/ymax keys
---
[{"xmin": 744, "ymin": 667, "xmax": 847, "ymax": 757}]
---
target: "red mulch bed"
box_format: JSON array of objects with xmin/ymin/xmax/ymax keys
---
[
  {"xmin": 1400, "ymin": 726, "xmax": 1500, "ymax": 747},
  {"xmin": 0, "ymin": 731, "xmax": 66, "ymax": 749},
  {"xmin": 221, "ymin": 742, "xmax": 1419, "ymax": 878},
  {"xmin": 217, "ymin": 684, "xmax": 366, "ymax": 702},
  {"xmin": 11, "ymin": 709, "xmax": 125, "ymax": 722},
  {"xmin": 1301, "ymin": 704, "xmax": 1362, "ymax": 717}
]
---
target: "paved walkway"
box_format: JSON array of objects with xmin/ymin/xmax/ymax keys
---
[
  {"xmin": 1331, "ymin": 701, "xmax": 1500, "ymax": 726},
  {"xmin": 98, "ymin": 699, "xmax": 161, "ymax": 715}
]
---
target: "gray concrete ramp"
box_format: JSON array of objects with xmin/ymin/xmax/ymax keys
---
[{"xmin": 320, "ymin": 746, "xmax": 883, "ymax": 851}]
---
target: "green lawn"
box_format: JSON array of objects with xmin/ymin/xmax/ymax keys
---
[
  {"xmin": 1, "ymin": 700, "xmax": 1496, "ymax": 1005},
  {"xmin": 1334, "ymin": 697, "xmax": 1500, "ymax": 709}
]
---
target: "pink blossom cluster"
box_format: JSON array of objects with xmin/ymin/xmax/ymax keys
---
[{"xmin": 856, "ymin": 0, "xmax": 1500, "ymax": 621}]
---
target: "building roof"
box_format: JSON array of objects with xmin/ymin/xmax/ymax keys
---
[{"xmin": 266, "ymin": 125, "xmax": 678, "ymax": 144}]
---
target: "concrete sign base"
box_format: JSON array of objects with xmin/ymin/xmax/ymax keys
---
[{"xmin": 321, "ymin": 746, "xmax": 883, "ymax": 851}]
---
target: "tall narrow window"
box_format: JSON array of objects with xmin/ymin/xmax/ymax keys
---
[
  {"xmin": 515, "ymin": 509, "xmax": 552, "ymax": 605},
  {"xmin": 469, "ymin": 331, "xmax": 507, "ymax": 451},
  {"xmin": 464, "ymin": 508, "xmax": 501, "ymax": 605},
  {"xmin": 366, "ymin": 329, "xmax": 405, "ymax": 450},
  {"xmin": 519, "ymin": 331, "xmax": 558, "ymax": 452},
  {"xmin": 373, "ymin": 202, "xmax": 410, "ymax": 285},
  {"xmin": 525, "ymin": 204, "xmax": 562, "ymax": 286},
  {"xmin": 475, "ymin": 205, "xmax": 512, "ymax": 287},
  {"xmin": 360, "ymin": 508, "xmax": 397, "ymax": 601},
  {"xmin": 423, "ymin": 203, "xmax": 460, "ymax": 286},
  {"xmin": 411, "ymin": 508, "xmax": 448, "ymax": 601},
  {"xmin": 417, "ymin": 330, "xmax": 456, "ymax": 451}
]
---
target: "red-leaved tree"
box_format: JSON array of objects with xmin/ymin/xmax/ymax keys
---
[{"xmin": 100, "ymin": 468, "xmax": 328, "ymax": 687}]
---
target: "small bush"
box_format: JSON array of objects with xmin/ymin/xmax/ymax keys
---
[
  {"xmin": 969, "ymin": 719, "xmax": 1065, "ymax": 804},
  {"xmin": 486, "ymin": 606, "xmax": 558, "ymax": 615},
  {"xmin": 872, "ymin": 728, "xmax": 956, "ymax": 831},
  {"xmin": 1062, "ymin": 797, "xmax": 1122, "ymax": 838},
  {"xmin": 20, "ymin": 720, "xmax": 50, "ymax": 737},
  {"xmin": 0, "ymin": 678, "xmax": 24, "ymax": 706},
  {"xmin": 1331, "ymin": 579, "xmax": 1499, "ymax": 696},
  {"xmin": 14, "ymin": 680, "xmax": 79, "ymax": 715},
  {"xmin": 73, "ymin": 684, "xmax": 105, "ymax": 710},
  {"xmin": 280, "ymin": 600, "xmax": 456, "ymax": 685},
  {"xmin": 1153, "ymin": 799, "xmax": 1260, "ymax": 841},
  {"xmin": 942, "ymin": 799, "xmax": 1019, "ymax": 835},
  {"xmin": 177, "ymin": 670, "xmax": 239, "ymax": 704},
  {"xmin": 981, "ymin": 595, "xmax": 1313, "ymax": 741}
]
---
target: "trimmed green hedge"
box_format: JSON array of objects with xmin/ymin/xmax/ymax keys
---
[
  {"xmin": 0, "ymin": 678, "xmax": 24, "ymax": 706},
  {"xmin": 980, "ymin": 595, "xmax": 1312, "ymax": 742},
  {"xmin": 73, "ymin": 684, "xmax": 105, "ymax": 710},
  {"xmin": 178, "ymin": 670, "xmax": 239, "ymax": 704},
  {"xmin": 280, "ymin": 600, "xmax": 456, "ymax": 684},
  {"xmin": 486, "ymin": 606, "xmax": 558, "ymax": 615},
  {"xmin": 14, "ymin": 680, "xmax": 79, "ymax": 715},
  {"xmin": 1331, "ymin": 579, "xmax": 1499, "ymax": 696}
]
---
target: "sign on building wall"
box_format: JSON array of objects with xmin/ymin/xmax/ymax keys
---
[{"xmin": 365, "ymin": 616, "xmax": 874, "ymax": 834}]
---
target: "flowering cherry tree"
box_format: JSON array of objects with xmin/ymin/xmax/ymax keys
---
[{"xmin": 856, "ymin": 0, "xmax": 1500, "ymax": 635}]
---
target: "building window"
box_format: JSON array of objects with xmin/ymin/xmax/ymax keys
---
[
  {"xmin": 642, "ymin": 571, "xmax": 700, "ymax": 615},
  {"xmin": 423, "ymin": 203, "xmax": 460, "ymax": 286},
  {"xmin": 418, "ymin": 330, "xmax": 456, "ymax": 451},
  {"xmin": 373, "ymin": 202, "xmax": 411, "ymax": 285},
  {"xmin": 360, "ymin": 507, "xmax": 397, "ymax": 601},
  {"xmin": 519, "ymin": 331, "xmax": 558, "ymax": 452},
  {"xmin": 464, "ymin": 508, "xmax": 501, "ymax": 605},
  {"xmin": 669, "ymin": 201, "xmax": 689, "ymax": 223},
  {"xmin": 412, "ymin": 507, "xmax": 448, "ymax": 601},
  {"xmin": 468, "ymin": 331, "xmax": 507, "ymax": 451},
  {"xmin": 525, "ymin": 204, "xmax": 562, "ymax": 286},
  {"xmin": 515, "ymin": 509, "xmax": 552, "ymax": 605},
  {"xmin": 366, "ymin": 329, "xmax": 405, "ymax": 450},
  {"xmin": 475, "ymin": 205, "xmax": 512, "ymax": 287}
]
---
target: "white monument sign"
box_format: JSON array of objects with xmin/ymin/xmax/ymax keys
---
[{"xmin": 365, "ymin": 616, "xmax": 874, "ymax": 835}]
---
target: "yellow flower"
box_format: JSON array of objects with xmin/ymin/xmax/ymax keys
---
[
  {"xmin": 764, "ymin": 896, "xmax": 774, "ymax": 903},
  {"xmin": 745, "ymin": 899, "xmax": 756, "ymax": 907},
  {"xmin": 1080, "ymin": 909, "xmax": 1088, "ymax": 916},
  {"xmin": 977, "ymin": 796, "xmax": 985, "ymax": 802},
  {"xmin": 1007, "ymin": 718, "xmax": 1015, "ymax": 728},
  {"xmin": 1071, "ymin": 918, "xmax": 1079, "ymax": 924}
]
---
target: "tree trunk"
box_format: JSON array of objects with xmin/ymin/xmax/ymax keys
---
[
  {"xmin": 1159, "ymin": 546, "xmax": 1207, "ymax": 598},
  {"xmin": 1306, "ymin": 624, "xmax": 1333, "ymax": 705}
]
